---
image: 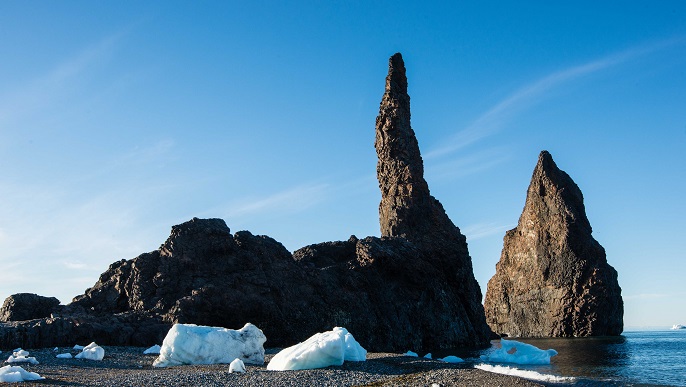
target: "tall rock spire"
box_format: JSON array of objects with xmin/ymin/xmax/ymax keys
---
[
  {"xmin": 375, "ymin": 53, "xmax": 456, "ymax": 242},
  {"xmin": 374, "ymin": 53, "xmax": 492, "ymax": 346},
  {"xmin": 484, "ymin": 151, "xmax": 623, "ymax": 337}
]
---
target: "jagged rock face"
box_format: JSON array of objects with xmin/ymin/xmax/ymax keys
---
[
  {"xmin": 0, "ymin": 53, "xmax": 492, "ymax": 351},
  {"xmin": 0, "ymin": 293, "xmax": 60, "ymax": 322},
  {"xmin": 484, "ymin": 151, "xmax": 623, "ymax": 337}
]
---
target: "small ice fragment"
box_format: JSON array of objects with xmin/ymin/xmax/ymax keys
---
[
  {"xmin": 403, "ymin": 351, "xmax": 418, "ymax": 357},
  {"xmin": 12, "ymin": 350, "xmax": 28, "ymax": 357},
  {"xmin": 56, "ymin": 353, "xmax": 73, "ymax": 359},
  {"xmin": 53, "ymin": 347, "xmax": 59, "ymax": 352},
  {"xmin": 267, "ymin": 327, "xmax": 366, "ymax": 371},
  {"xmin": 73, "ymin": 344, "xmax": 85, "ymax": 351},
  {"xmin": 439, "ymin": 355, "xmax": 464, "ymax": 363},
  {"xmin": 143, "ymin": 345, "xmax": 161, "ymax": 355},
  {"xmin": 424, "ymin": 353, "xmax": 432, "ymax": 359},
  {"xmin": 6, "ymin": 355, "xmax": 39, "ymax": 365},
  {"xmin": 480, "ymin": 340, "xmax": 557, "ymax": 365},
  {"xmin": 0, "ymin": 365, "xmax": 44, "ymax": 382},
  {"xmin": 229, "ymin": 358, "xmax": 246, "ymax": 373},
  {"xmin": 75, "ymin": 342, "xmax": 104, "ymax": 361}
]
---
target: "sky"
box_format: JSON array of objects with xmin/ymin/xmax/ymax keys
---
[{"xmin": 0, "ymin": 1, "xmax": 684, "ymax": 329}]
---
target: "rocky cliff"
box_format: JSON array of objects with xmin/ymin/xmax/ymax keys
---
[
  {"xmin": 484, "ymin": 151, "xmax": 623, "ymax": 337},
  {"xmin": 0, "ymin": 53, "xmax": 492, "ymax": 351}
]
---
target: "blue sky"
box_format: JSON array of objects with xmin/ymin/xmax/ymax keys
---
[{"xmin": 1, "ymin": 1, "xmax": 684, "ymax": 328}]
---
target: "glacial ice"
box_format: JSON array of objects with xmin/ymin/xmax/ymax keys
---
[
  {"xmin": 153, "ymin": 323, "xmax": 266, "ymax": 368},
  {"xmin": 56, "ymin": 353, "xmax": 73, "ymax": 359},
  {"xmin": 480, "ymin": 340, "xmax": 557, "ymax": 365},
  {"xmin": 6, "ymin": 349, "xmax": 38, "ymax": 365},
  {"xmin": 403, "ymin": 351, "xmax": 419, "ymax": 357},
  {"xmin": 475, "ymin": 364, "xmax": 575, "ymax": 383},
  {"xmin": 439, "ymin": 355, "xmax": 464, "ymax": 363},
  {"xmin": 267, "ymin": 327, "xmax": 367, "ymax": 371},
  {"xmin": 229, "ymin": 358, "xmax": 246, "ymax": 373},
  {"xmin": 423, "ymin": 352, "xmax": 432, "ymax": 359},
  {"xmin": 0, "ymin": 365, "xmax": 44, "ymax": 383},
  {"xmin": 75, "ymin": 342, "xmax": 105, "ymax": 361},
  {"xmin": 143, "ymin": 345, "xmax": 161, "ymax": 355}
]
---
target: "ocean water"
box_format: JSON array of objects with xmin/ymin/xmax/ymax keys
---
[{"xmin": 440, "ymin": 329, "xmax": 686, "ymax": 386}]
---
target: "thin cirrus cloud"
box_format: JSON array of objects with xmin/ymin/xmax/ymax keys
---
[
  {"xmin": 0, "ymin": 28, "xmax": 127, "ymax": 130},
  {"xmin": 426, "ymin": 36, "xmax": 686, "ymax": 159},
  {"xmin": 222, "ymin": 183, "xmax": 331, "ymax": 219}
]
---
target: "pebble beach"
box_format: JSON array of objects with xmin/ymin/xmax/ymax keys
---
[{"xmin": 3, "ymin": 347, "xmax": 549, "ymax": 386}]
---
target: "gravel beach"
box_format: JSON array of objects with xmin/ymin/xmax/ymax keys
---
[{"xmin": 0, "ymin": 347, "xmax": 555, "ymax": 386}]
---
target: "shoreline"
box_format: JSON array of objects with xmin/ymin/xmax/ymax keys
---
[{"xmin": 2, "ymin": 346, "xmax": 552, "ymax": 386}]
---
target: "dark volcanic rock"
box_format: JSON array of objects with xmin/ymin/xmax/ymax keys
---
[
  {"xmin": 0, "ymin": 53, "xmax": 492, "ymax": 351},
  {"xmin": 484, "ymin": 151, "xmax": 623, "ymax": 337},
  {"xmin": 0, "ymin": 293, "xmax": 61, "ymax": 322}
]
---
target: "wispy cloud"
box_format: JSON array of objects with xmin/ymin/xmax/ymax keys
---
[
  {"xmin": 0, "ymin": 29, "xmax": 127, "ymax": 129},
  {"xmin": 222, "ymin": 183, "xmax": 331, "ymax": 219},
  {"xmin": 462, "ymin": 222, "xmax": 514, "ymax": 241},
  {"xmin": 425, "ymin": 146, "xmax": 511, "ymax": 181},
  {"xmin": 426, "ymin": 36, "xmax": 686, "ymax": 159}
]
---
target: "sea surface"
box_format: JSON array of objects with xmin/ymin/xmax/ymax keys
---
[{"xmin": 439, "ymin": 329, "xmax": 686, "ymax": 386}]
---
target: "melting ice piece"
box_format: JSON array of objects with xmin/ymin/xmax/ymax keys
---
[
  {"xmin": 73, "ymin": 344, "xmax": 85, "ymax": 351},
  {"xmin": 153, "ymin": 323, "xmax": 266, "ymax": 368},
  {"xmin": 143, "ymin": 345, "xmax": 161, "ymax": 355},
  {"xmin": 12, "ymin": 350, "xmax": 28, "ymax": 357},
  {"xmin": 475, "ymin": 363, "xmax": 575, "ymax": 383},
  {"xmin": 229, "ymin": 358, "xmax": 246, "ymax": 373},
  {"xmin": 0, "ymin": 365, "xmax": 44, "ymax": 382},
  {"xmin": 267, "ymin": 327, "xmax": 366, "ymax": 371},
  {"xmin": 480, "ymin": 340, "xmax": 557, "ymax": 365},
  {"xmin": 439, "ymin": 355, "xmax": 464, "ymax": 363},
  {"xmin": 423, "ymin": 353, "xmax": 432, "ymax": 359},
  {"xmin": 5, "ymin": 355, "xmax": 39, "ymax": 365},
  {"xmin": 56, "ymin": 353, "xmax": 73, "ymax": 359},
  {"xmin": 75, "ymin": 342, "xmax": 105, "ymax": 361},
  {"xmin": 403, "ymin": 351, "xmax": 419, "ymax": 357}
]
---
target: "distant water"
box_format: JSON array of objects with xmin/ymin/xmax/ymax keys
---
[{"xmin": 438, "ymin": 329, "xmax": 686, "ymax": 386}]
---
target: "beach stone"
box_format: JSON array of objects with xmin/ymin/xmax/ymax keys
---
[
  {"xmin": 484, "ymin": 151, "xmax": 624, "ymax": 337},
  {"xmin": 0, "ymin": 293, "xmax": 60, "ymax": 322}
]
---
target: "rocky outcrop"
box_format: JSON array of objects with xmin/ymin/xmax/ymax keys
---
[
  {"xmin": 0, "ymin": 293, "xmax": 60, "ymax": 322},
  {"xmin": 0, "ymin": 53, "xmax": 492, "ymax": 351},
  {"xmin": 484, "ymin": 151, "xmax": 623, "ymax": 337}
]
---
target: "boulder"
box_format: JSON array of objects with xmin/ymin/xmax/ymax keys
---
[
  {"xmin": 0, "ymin": 293, "xmax": 60, "ymax": 322},
  {"xmin": 484, "ymin": 151, "xmax": 623, "ymax": 337}
]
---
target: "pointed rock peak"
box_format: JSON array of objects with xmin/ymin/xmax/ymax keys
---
[
  {"xmin": 535, "ymin": 150, "xmax": 559, "ymax": 175},
  {"xmin": 386, "ymin": 53, "xmax": 408, "ymax": 95}
]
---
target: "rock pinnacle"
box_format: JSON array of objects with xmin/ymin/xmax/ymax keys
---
[{"xmin": 484, "ymin": 150, "xmax": 624, "ymax": 337}]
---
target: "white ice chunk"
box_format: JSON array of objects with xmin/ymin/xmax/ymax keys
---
[
  {"xmin": 403, "ymin": 351, "xmax": 418, "ymax": 357},
  {"xmin": 143, "ymin": 345, "xmax": 161, "ymax": 355},
  {"xmin": 439, "ymin": 355, "xmax": 464, "ymax": 363},
  {"xmin": 475, "ymin": 363, "xmax": 575, "ymax": 383},
  {"xmin": 153, "ymin": 323, "xmax": 266, "ymax": 368},
  {"xmin": 0, "ymin": 365, "xmax": 44, "ymax": 382},
  {"xmin": 75, "ymin": 342, "xmax": 105, "ymax": 361},
  {"xmin": 56, "ymin": 353, "xmax": 73, "ymax": 359},
  {"xmin": 6, "ymin": 355, "xmax": 39, "ymax": 365},
  {"xmin": 480, "ymin": 340, "xmax": 557, "ymax": 365},
  {"xmin": 267, "ymin": 327, "xmax": 366, "ymax": 371},
  {"xmin": 423, "ymin": 352, "xmax": 432, "ymax": 359},
  {"xmin": 671, "ymin": 324, "xmax": 685, "ymax": 330},
  {"xmin": 12, "ymin": 350, "xmax": 28, "ymax": 357},
  {"xmin": 73, "ymin": 344, "xmax": 85, "ymax": 351},
  {"xmin": 53, "ymin": 347, "xmax": 59, "ymax": 352},
  {"xmin": 229, "ymin": 358, "xmax": 246, "ymax": 373}
]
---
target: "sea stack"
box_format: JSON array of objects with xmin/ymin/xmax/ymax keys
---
[{"xmin": 484, "ymin": 151, "xmax": 623, "ymax": 337}]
